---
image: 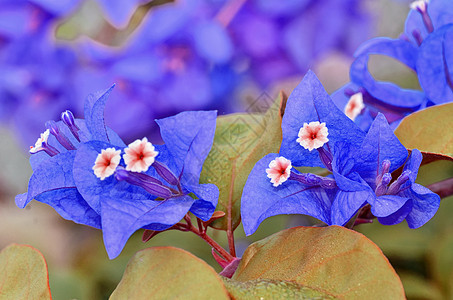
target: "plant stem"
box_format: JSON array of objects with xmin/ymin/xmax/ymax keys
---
[
  {"xmin": 427, "ymin": 177, "xmax": 453, "ymax": 199},
  {"xmin": 197, "ymin": 218, "xmax": 205, "ymax": 234},
  {"xmin": 191, "ymin": 226, "xmax": 235, "ymax": 262},
  {"xmin": 227, "ymin": 160, "xmax": 237, "ymax": 257}
]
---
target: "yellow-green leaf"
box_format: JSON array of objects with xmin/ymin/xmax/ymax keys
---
[
  {"xmin": 110, "ymin": 247, "xmax": 229, "ymax": 300},
  {"xmin": 395, "ymin": 103, "xmax": 453, "ymax": 160},
  {"xmin": 233, "ymin": 226, "xmax": 405, "ymax": 299},
  {"xmin": 200, "ymin": 92, "xmax": 287, "ymax": 230},
  {"xmin": 0, "ymin": 244, "xmax": 51, "ymax": 299},
  {"xmin": 223, "ymin": 278, "xmax": 338, "ymax": 299}
]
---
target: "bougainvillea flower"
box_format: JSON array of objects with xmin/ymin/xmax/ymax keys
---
[
  {"xmin": 15, "ymin": 86, "xmax": 124, "ymax": 229},
  {"xmin": 334, "ymin": 0, "xmax": 453, "ymax": 127},
  {"xmin": 225, "ymin": 0, "xmax": 374, "ymax": 87},
  {"xmin": 17, "ymin": 85, "xmax": 219, "ymax": 259},
  {"xmin": 416, "ymin": 24, "xmax": 453, "ymax": 104},
  {"xmin": 0, "ymin": 33, "xmax": 80, "ymax": 147},
  {"xmin": 241, "ymin": 71, "xmax": 440, "ymax": 235},
  {"xmin": 72, "ymin": 110, "xmax": 219, "ymax": 258},
  {"xmin": 242, "ymin": 71, "xmax": 364, "ymax": 234},
  {"xmin": 0, "ymin": 0, "xmax": 79, "ymax": 40}
]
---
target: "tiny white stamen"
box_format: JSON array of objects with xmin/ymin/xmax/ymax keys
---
[
  {"xmin": 410, "ymin": 0, "xmax": 428, "ymax": 11},
  {"xmin": 296, "ymin": 121, "xmax": 329, "ymax": 151},
  {"xmin": 123, "ymin": 137, "xmax": 158, "ymax": 173},
  {"xmin": 29, "ymin": 129, "xmax": 50, "ymax": 154},
  {"xmin": 266, "ymin": 157, "xmax": 292, "ymax": 187},
  {"xmin": 344, "ymin": 92, "xmax": 365, "ymax": 121},
  {"xmin": 93, "ymin": 148, "xmax": 121, "ymax": 180}
]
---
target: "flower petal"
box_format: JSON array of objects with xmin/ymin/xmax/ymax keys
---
[
  {"xmin": 417, "ymin": 24, "xmax": 453, "ymax": 104},
  {"xmin": 101, "ymin": 195, "xmax": 195, "ymax": 259},
  {"xmin": 83, "ymin": 85, "xmax": 117, "ymax": 143},
  {"xmin": 354, "ymin": 113, "xmax": 408, "ymax": 188},
  {"xmin": 330, "ymin": 190, "xmax": 370, "ymax": 225},
  {"xmin": 377, "ymin": 200, "xmax": 413, "ymax": 226},
  {"xmin": 241, "ymin": 153, "xmax": 334, "ymax": 235},
  {"xmin": 35, "ymin": 188, "xmax": 101, "ymax": 229},
  {"xmin": 185, "ymin": 183, "xmax": 219, "ymax": 221},
  {"xmin": 403, "ymin": 149, "xmax": 423, "ymax": 183},
  {"xmin": 404, "ymin": 0, "xmax": 453, "ymax": 45},
  {"xmin": 17, "ymin": 151, "xmax": 76, "ymax": 209},
  {"xmin": 370, "ymin": 195, "xmax": 410, "ymax": 218},
  {"xmin": 280, "ymin": 70, "xmax": 365, "ymax": 167},
  {"xmin": 73, "ymin": 141, "xmax": 148, "ymax": 214},
  {"xmin": 156, "ymin": 110, "xmax": 217, "ymax": 184},
  {"xmin": 402, "ymin": 183, "xmax": 441, "ymax": 229},
  {"xmin": 350, "ymin": 38, "xmax": 425, "ymax": 109}
]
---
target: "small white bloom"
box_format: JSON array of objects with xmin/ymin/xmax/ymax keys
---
[
  {"xmin": 266, "ymin": 157, "xmax": 292, "ymax": 187},
  {"xmin": 29, "ymin": 129, "xmax": 50, "ymax": 154},
  {"xmin": 123, "ymin": 137, "xmax": 158, "ymax": 173},
  {"xmin": 344, "ymin": 92, "xmax": 365, "ymax": 121},
  {"xmin": 410, "ymin": 0, "xmax": 428, "ymax": 11},
  {"xmin": 296, "ymin": 121, "xmax": 329, "ymax": 151},
  {"xmin": 93, "ymin": 148, "xmax": 121, "ymax": 180}
]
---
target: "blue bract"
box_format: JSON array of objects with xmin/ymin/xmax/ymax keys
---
[
  {"xmin": 16, "ymin": 86, "xmax": 219, "ymax": 259},
  {"xmin": 241, "ymin": 71, "xmax": 440, "ymax": 235},
  {"xmin": 332, "ymin": 0, "xmax": 453, "ymax": 129},
  {"xmin": 15, "ymin": 86, "xmax": 124, "ymax": 230}
]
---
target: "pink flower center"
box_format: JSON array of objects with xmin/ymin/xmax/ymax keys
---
[
  {"xmin": 93, "ymin": 148, "xmax": 121, "ymax": 180},
  {"xmin": 123, "ymin": 137, "xmax": 158, "ymax": 173},
  {"xmin": 266, "ymin": 157, "xmax": 292, "ymax": 187},
  {"xmin": 296, "ymin": 121, "xmax": 329, "ymax": 151},
  {"xmin": 345, "ymin": 93, "xmax": 365, "ymax": 121}
]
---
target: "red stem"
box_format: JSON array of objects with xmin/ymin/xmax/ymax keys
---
[
  {"xmin": 427, "ymin": 177, "xmax": 453, "ymax": 199},
  {"xmin": 191, "ymin": 226, "xmax": 235, "ymax": 262},
  {"xmin": 182, "ymin": 214, "xmax": 234, "ymax": 262},
  {"xmin": 226, "ymin": 161, "xmax": 237, "ymax": 257},
  {"xmin": 197, "ymin": 218, "xmax": 205, "ymax": 234}
]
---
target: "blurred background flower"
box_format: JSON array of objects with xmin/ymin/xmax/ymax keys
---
[
  {"xmin": 4, "ymin": 0, "xmax": 451, "ymax": 299},
  {"xmin": 1, "ymin": 0, "xmax": 375, "ymax": 147}
]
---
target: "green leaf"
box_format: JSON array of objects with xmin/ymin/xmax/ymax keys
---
[
  {"xmin": 0, "ymin": 244, "xmax": 51, "ymax": 299},
  {"xmin": 232, "ymin": 226, "xmax": 405, "ymax": 299},
  {"xmin": 395, "ymin": 103, "xmax": 453, "ymax": 161},
  {"xmin": 428, "ymin": 229, "xmax": 453, "ymax": 297},
  {"xmin": 223, "ymin": 278, "xmax": 338, "ymax": 299},
  {"xmin": 110, "ymin": 246, "xmax": 229, "ymax": 299},
  {"xmin": 398, "ymin": 272, "xmax": 443, "ymax": 300},
  {"xmin": 200, "ymin": 92, "xmax": 287, "ymax": 230}
]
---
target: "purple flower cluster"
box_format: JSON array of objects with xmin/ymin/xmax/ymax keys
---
[
  {"xmin": 332, "ymin": 0, "xmax": 453, "ymax": 129},
  {"xmin": 16, "ymin": 86, "xmax": 219, "ymax": 258},
  {"xmin": 241, "ymin": 71, "xmax": 440, "ymax": 235}
]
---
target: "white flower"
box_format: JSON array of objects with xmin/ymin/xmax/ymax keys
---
[
  {"xmin": 344, "ymin": 92, "xmax": 365, "ymax": 121},
  {"xmin": 410, "ymin": 0, "xmax": 428, "ymax": 12},
  {"xmin": 93, "ymin": 148, "xmax": 121, "ymax": 180},
  {"xmin": 29, "ymin": 129, "xmax": 50, "ymax": 154},
  {"xmin": 123, "ymin": 137, "xmax": 158, "ymax": 173},
  {"xmin": 266, "ymin": 157, "xmax": 292, "ymax": 187},
  {"xmin": 296, "ymin": 121, "xmax": 329, "ymax": 151}
]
